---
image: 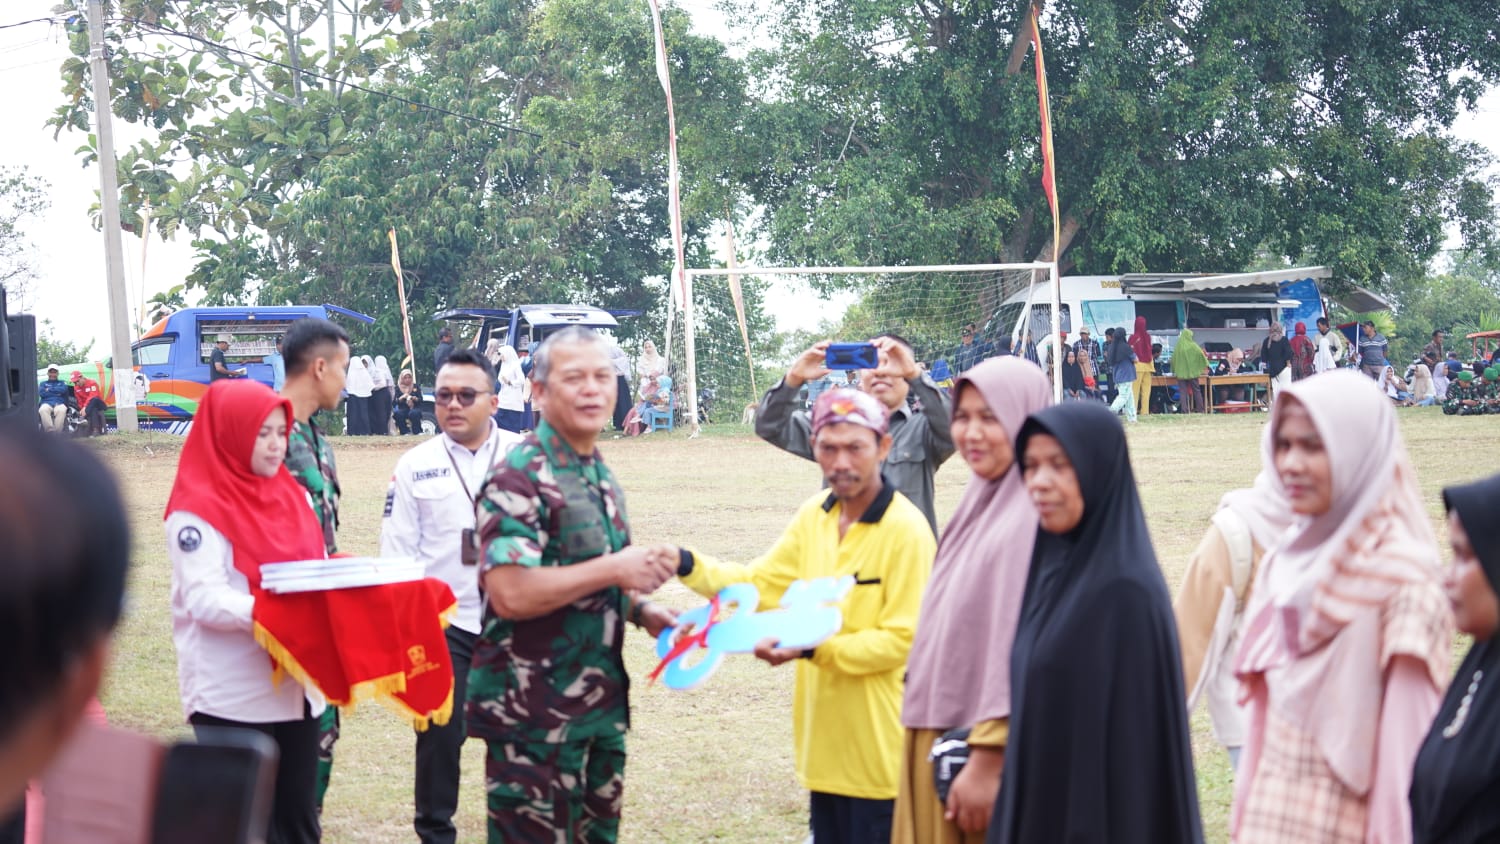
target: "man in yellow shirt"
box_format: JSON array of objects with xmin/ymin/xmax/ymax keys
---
[{"xmin": 672, "ymin": 388, "xmax": 936, "ymax": 843}]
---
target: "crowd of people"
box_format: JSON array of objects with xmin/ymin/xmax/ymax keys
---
[
  {"xmin": 934, "ymin": 316, "xmax": 1500, "ymax": 422},
  {"xmin": 10, "ymin": 317, "xmax": 1500, "ymax": 844}
]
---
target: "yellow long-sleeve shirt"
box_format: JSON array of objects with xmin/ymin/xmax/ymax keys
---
[{"xmin": 681, "ymin": 483, "xmax": 936, "ymax": 799}]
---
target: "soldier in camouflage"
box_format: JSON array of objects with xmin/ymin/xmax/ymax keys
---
[
  {"xmin": 1444, "ymin": 371, "xmax": 1482, "ymax": 416},
  {"xmin": 467, "ymin": 327, "xmax": 678, "ymax": 844},
  {"xmin": 278, "ymin": 317, "xmax": 351, "ymax": 812}
]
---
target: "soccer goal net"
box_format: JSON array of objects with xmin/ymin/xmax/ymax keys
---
[{"xmin": 661, "ymin": 263, "xmax": 1057, "ymax": 432}]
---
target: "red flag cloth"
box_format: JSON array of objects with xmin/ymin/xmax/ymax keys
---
[
  {"xmin": 166, "ymin": 380, "xmax": 456, "ymax": 729},
  {"xmin": 254, "ymin": 578, "xmax": 458, "ymax": 730}
]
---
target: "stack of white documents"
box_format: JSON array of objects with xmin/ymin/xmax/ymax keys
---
[{"xmin": 260, "ymin": 557, "xmax": 423, "ymax": 594}]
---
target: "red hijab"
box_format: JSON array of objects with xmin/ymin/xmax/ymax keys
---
[
  {"xmin": 1290, "ymin": 321, "xmax": 1315, "ymax": 355},
  {"xmin": 165, "ymin": 380, "xmax": 325, "ymax": 586},
  {"xmin": 1128, "ymin": 315, "xmax": 1153, "ymax": 362}
]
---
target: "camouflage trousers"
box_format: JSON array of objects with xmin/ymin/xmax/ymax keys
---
[
  {"xmin": 314, "ymin": 706, "xmax": 340, "ymax": 810},
  {"xmin": 484, "ymin": 733, "xmax": 626, "ymax": 844}
]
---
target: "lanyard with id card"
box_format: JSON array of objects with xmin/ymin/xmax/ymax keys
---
[{"xmin": 446, "ymin": 433, "xmax": 502, "ymax": 566}]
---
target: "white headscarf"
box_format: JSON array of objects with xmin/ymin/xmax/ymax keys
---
[
  {"xmin": 345, "ymin": 355, "xmax": 374, "ymax": 397},
  {"xmin": 497, "ymin": 345, "xmax": 523, "ymax": 383},
  {"xmin": 371, "ymin": 355, "xmax": 394, "ymax": 389}
]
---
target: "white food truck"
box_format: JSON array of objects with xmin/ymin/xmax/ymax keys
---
[{"xmin": 991, "ymin": 266, "xmax": 1388, "ymax": 361}]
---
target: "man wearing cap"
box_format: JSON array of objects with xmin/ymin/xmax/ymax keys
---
[
  {"xmin": 672, "ymin": 388, "xmax": 936, "ymax": 844},
  {"xmin": 210, "ymin": 333, "xmax": 244, "ymax": 381},
  {"xmin": 1072, "ymin": 327, "xmax": 1102, "ymax": 365},
  {"xmin": 756, "ymin": 335, "xmax": 953, "ymax": 534},
  {"xmin": 37, "ymin": 366, "xmax": 70, "ymax": 433},
  {"xmin": 70, "ymin": 371, "xmax": 106, "ymax": 436},
  {"xmin": 952, "ymin": 324, "xmax": 983, "ymax": 374}
]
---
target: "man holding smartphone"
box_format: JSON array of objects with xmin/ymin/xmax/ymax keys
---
[
  {"xmin": 755, "ymin": 335, "xmax": 955, "ymax": 533},
  {"xmin": 380, "ymin": 349, "xmax": 522, "ymax": 844},
  {"xmin": 673, "ymin": 389, "xmax": 936, "ymax": 843}
]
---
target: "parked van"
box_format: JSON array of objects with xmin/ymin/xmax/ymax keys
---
[
  {"xmin": 40, "ymin": 304, "xmax": 373, "ymax": 430},
  {"xmin": 992, "ymin": 266, "xmax": 1387, "ymax": 361},
  {"xmin": 433, "ymin": 304, "xmax": 640, "ymax": 355}
]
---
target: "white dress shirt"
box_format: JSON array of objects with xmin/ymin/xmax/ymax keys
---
[
  {"xmin": 167, "ymin": 511, "xmax": 325, "ymax": 723},
  {"xmin": 380, "ymin": 423, "xmax": 524, "ymax": 633}
]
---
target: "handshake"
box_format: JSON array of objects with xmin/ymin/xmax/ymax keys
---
[
  {"xmin": 611, "ymin": 543, "xmax": 681, "ymax": 593},
  {"xmin": 609, "ymin": 544, "xmax": 683, "ymax": 638}
]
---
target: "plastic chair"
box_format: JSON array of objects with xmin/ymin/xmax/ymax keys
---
[{"xmin": 645, "ymin": 392, "xmax": 675, "ymax": 432}]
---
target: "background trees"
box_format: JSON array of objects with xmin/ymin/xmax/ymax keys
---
[
  {"xmin": 0, "ymin": 166, "xmax": 50, "ymax": 304},
  {"xmin": 42, "ymin": 0, "xmax": 1500, "ymax": 372},
  {"xmin": 740, "ymin": 0, "xmax": 1500, "ymax": 285}
]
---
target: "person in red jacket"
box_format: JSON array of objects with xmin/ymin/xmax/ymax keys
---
[{"xmin": 69, "ymin": 371, "xmax": 106, "ymax": 436}]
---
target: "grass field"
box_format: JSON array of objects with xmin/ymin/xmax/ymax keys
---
[{"xmin": 88, "ymin": 408, "xmax": 1500, "ymax": 842}]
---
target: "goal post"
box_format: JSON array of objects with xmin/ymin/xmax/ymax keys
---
[{"xmin": 671, "ymin": 262, "xmax": 1061, "ymax": 436}]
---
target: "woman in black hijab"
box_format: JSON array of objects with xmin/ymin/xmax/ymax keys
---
[
  {"xmin": 1061, "ymin": 348, "xmax": 1086, "ymax": 400},
  {"xmin": 987, "ymin": 402, "xmax": 1203, "ymax": 844},
  {"xmin": 1410, "ymin": 473, "xmax": 1500, "ymax": 843}
]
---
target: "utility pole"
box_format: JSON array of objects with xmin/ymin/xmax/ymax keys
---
[{"xmin": 87, "ymin": 0, "xmax": 139, "ymax": 432}]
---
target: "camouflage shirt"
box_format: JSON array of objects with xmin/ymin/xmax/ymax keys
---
[
  {"xmin": 286, "ymin": 416, "xmax": 341, "ymax": 554},
  {"xmin": 466, "ymin": 419, "xmax": 633, "ymax": 745}
]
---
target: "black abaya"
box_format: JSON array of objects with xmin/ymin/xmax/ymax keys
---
[
  {"xmin": 1410, "ymin": 474, "xmax": 1500, "ymax": 844},
  {"xmin": 987, "ymin": 402, "xmax": 1203, "ymax": 844}
]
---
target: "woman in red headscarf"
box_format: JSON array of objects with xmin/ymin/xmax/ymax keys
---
[
  {"xmin": 1289, "ymin": 322, "xmax": 1316, "ymax": 381},
  {"xmin": 166, "ymin": 379, "xmax": 328, "ymax": 844},
  {"xmin": 1128, "ymin": 316, "xmax": 1154, "ymax": 416}
]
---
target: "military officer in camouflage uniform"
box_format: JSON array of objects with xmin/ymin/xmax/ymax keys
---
[
  {"xmin": 1444, "ymin": 371, "xmax": 1482, "ymax": 416},
  {"xmin": 467, "ymin": 326, "xmax": 679, "ymax": 844},
  {"xmin": 278, "ymin": 317, "xmax": 350, "ymax": 810}
]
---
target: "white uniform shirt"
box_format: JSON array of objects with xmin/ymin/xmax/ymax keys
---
[
  {"xmin": 1314, "ymin": 328, "xmax": 1346, "ymax": 373},
  {"xmin": 167, "ymin": 511, "xmax": 325, "ymax": 723},
  {"xmin": 380, "ymin": 423, "xmax": 523, "ymax": 633}
]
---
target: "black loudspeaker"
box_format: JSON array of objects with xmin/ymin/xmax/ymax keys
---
[{"xmin": 1, "ymin": 285, "xmax": 39, "ymax": 433}]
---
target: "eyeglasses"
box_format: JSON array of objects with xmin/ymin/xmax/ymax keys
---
[{"xmin": 435, "ymin": 388, "xmax": 493, "ymax": 407}]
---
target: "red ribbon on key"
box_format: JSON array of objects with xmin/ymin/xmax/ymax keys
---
[{"xmin": 647, "ymin": 594, "xmax": 722, "ymax": 685}]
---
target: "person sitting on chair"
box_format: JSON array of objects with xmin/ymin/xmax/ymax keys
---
[
  {"xmin": 394, "ymin": 370, "xmax": 425, "ymax": 435},
  {"xmin": 70, "ymin": 371, "xmax": 106, "ymax": 436}
]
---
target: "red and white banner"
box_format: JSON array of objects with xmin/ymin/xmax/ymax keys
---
[{"xmin": 1027, "ymin": 2, "xmax": 1060, "ymax": 264}]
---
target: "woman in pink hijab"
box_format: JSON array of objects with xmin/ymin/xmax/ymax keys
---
[
  {"xmin": 1232, "ymin": 370, "xmax": 1451, "ymax": 843},
  {"xmin": 892, "ymin": 357, "xmax": 1052, "ymax": 843}
]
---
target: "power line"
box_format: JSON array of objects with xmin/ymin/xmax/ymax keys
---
[
  {"xmin": 119, "ymin": 17, "xmax": 558, "ymax": 143},
  {"xmin": 0, "ymin": 17, "xmax": 67, "ymax": 32}
]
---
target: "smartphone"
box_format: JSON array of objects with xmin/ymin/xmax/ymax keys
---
[
  {"xmin": 825, "ymin": 342, "xmax": 879, "ymax": 371},
  {"xmin": 150, "ymin": 728, "xmax": 278, "ymax": 844}
]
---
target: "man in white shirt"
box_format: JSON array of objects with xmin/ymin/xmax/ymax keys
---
[
  {"xmin": 380, "ymin": 348, "xmax": 522, "ymax": 844},
  {"xmin": 1313, "ymin": 317, "xmax": 1347, "ymax": 374}
]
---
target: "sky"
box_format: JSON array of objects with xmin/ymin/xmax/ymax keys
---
[{"xmin": 2, "ymin": 0, "xmax": 1497, "ymax": 352}]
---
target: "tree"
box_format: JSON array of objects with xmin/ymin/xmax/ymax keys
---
[
  {"xmin": 36, "ymin": 320, "xmax": 96, "ymax": 368},
  {"xmin": 50, "ymin": 0, "xmax": 753, "ymax": 365},
  {"xmin": 0, "ymin": 167, "xmax": 50, "ymax": 305},
  {"xmin": 739, "ymin": 0, "xmax": 1500, "ymax": 294},
  {"xmin": 1387, "ymin": 255, "xmax": 1500, "ymax": 363},
  {"xmin": 143, "ymin": 282, "xmax": 188, "ymax": 328}
]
